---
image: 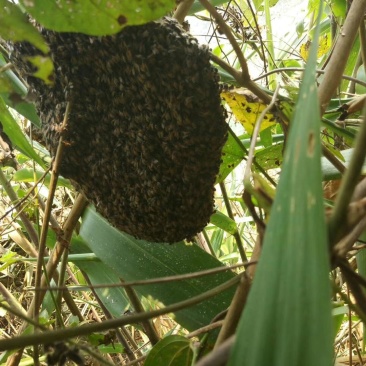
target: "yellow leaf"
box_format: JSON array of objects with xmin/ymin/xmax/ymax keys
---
[
  {"xmin": 221, "ymin": 89, "xmax": 277, "ymax": 135},
  {"xmin": 26, "ymin": 55, "xmax": 54, "ymax": 85},
  {"xmin": 300, "ymin": 34, "xmax": 331, "ymax": 61}
]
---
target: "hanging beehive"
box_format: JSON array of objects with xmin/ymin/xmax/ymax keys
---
[{"xmin": 9, "ymin": 17, "xmax": 228, "ymax": 243}]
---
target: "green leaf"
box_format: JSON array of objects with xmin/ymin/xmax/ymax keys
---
[
  {"xmin": 332, "ymin": 303, "xmax": 346, "ymax": 338},
  {"xmin": 13, "ymin": 168, "xmax": 72, "ymax": 189},
  {"xmin": 79, "ymin": 207, "xmax": 236, "ymax": 333},
  {"xmin": 228, "ymin": 4, "xmax": 333, "ymax": 365},
  {"xmin": 71, "ymin": 237, "xmax": 131, "ymax": 317},
  {"xmin": 0, "ymin": 96, "xmax": 45, "ymax": 167},
  {"xmin": 0, "ymin": 56, "xmax": 41, "ymax": 127},
  {"xmin": 145, "ymin": 335, "xmax": 193, "ymax": 366},
  {"xmin": 20, "ymin": 0, "xmax": 176, "ymax": 36},
  {"xmin": 253, "ymin": 143, "xmax": 283, "ymax": 171},
  {"xmin": 210, "ymin": 211, "xmax": 238, "ymax": 235},
  {"xmin": 98, "ymin": 344, "xmax": 124, "ymax": 354},
  {"xmin": 216, "ymin": 131, "xmax": 245, "ymax": 183},
  {"xmin": 259, "ymin": 126, "xmax": 273, "ymax": 147},
  {"xmin": 26, "ymin": 55, "xmax": 54, "ymax": 85},
  {"xmin": 321, "ymin": 148, "xmax": 366, "ymax": 181},
  {"xmin": 330, "ymin": 0, "xmax": 347, "ymax": 18},
  {"xmin": 0, "ymin": 251, "xmax": 21, "ymax": 271},
  {"xmin": 0, "ymin": 0, "xmax": 48, "ymax": 53}
]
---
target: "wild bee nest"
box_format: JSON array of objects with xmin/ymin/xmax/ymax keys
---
[{"xmin": 10, "ymin": 17, "xmax": 228, "ymax": 243}]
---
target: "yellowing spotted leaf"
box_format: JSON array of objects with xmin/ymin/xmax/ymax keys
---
[
  {"xmin": 300, "ymin": 34, "xmax": 331, "ymax": 61},
  {"xmin": 221, "ymin": 89, "xmax": 277, "ymax": 135}
]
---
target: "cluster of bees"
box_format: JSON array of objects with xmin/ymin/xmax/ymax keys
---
[{"xmin": 10, "ymin": 17, "xmax": 228, "ymax": 243}]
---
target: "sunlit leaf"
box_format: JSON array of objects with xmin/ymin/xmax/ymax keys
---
[
  {"xmin": 210, "ymin": 211, "xmax": 238, "ymax": 235},
  {"xmin": 300, "ymin": 34, "xmax": 331, "ymax": 61},
  {"xmin": 20, "ymin": 0, "xmax": 176, "ymax": 36},
  {"xmin": 221, "ymin": 89, "xmax": 277, "ymax": 134},
  {"xmin": 0, "ymin": 251, "xmax": 21, "ymax": 271},
  {"xmin": 26, "ymin": 55, "xmax": 54, "ymax": 86},
  {"xmin": 330, "ymin": 0, "xmax": 347, "ymax": 18},
  {"xmin": 0, "ymin": 0, "xmax": 48, "ymax": 53}
]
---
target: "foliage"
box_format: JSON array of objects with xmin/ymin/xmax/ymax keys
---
[{"xmin": 1, "ymin": 0, "xmax": 366, "ymax": 365}]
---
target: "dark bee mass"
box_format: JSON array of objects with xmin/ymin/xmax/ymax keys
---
[{"xmin": 9, "ymin": 17, "xmax": 228, "ymax": 243}]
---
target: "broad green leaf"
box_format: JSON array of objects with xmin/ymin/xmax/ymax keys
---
[
  {"xmin": 228, "ymin": 5, "xmax": 333, "ymax": 365},
  {"xmin": 210, "ymin": 211, "xmax": 238, "ymax": 235},
  {"xmin": 71, "ymin": 237, "xmax": 131, "ymax": 317},
  {"xmin": 79, "ymin": 207, "xmax": 236, "ymax": 333},
  {"xmin": 0, "ymin": 96, "xmax": 44, "ymax": 167},
  {"xmin": 145, "ymin": 335, "xmax": 193, "ymax": 366},
  {"xmin": 20, "ymin": 0, "xmax": 176, "ymax": 36},
  {"xmin": 0, "ymin": 0, "xmax": 48, "ymax": 53},
  {"xmin": 216, "ymin": 131, "xmax": 245, "ymax": 183},
  {"xmin": 253, "ymin": 143, "xmax": 283, "ymax": 171}
]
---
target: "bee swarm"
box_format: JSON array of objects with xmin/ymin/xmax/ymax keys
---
[{"xmin": 10, "ymin": 17, "xmax": 228, "ymax": 243}]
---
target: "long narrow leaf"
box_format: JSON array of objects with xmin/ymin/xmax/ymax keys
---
[
  {"xmin": 228, "ymin": 4, "xmax": 333, "ymax": 365},
  {"xmin": 0, "ymin": 96, "xmax": 44, "ymax": 167}
]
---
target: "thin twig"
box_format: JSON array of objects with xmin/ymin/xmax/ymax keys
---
[
  {"xmin": 215, "ymin": 235, "xmax": 261, "ymax": 347},
  {"xmin": 219, "ymin": 182, "xmax": 247, "ymax": 262},
  {"xmin": 253, "ymin": 67, "xmax": 366, "ymax": 88},
  {"xmin": 0, "ymin": 166, "xmax": 51, "ymax": 223},
  {"xmin": 334, "ymin": 215, "xmax": 366, "ymax": 257},
  {"xmin": 34, "ymin": 101, "xmax": 72, "ymax": 315},
  {"xmin": 7, "ymin": 194, "xmax": 88, "ymax": 365},
  {"xmin": 187, "ymin": 320, "xmax": 224, "ymax": 339},
  {"xmin": 328, "ymin": 104, "xmax": 366, "ymax": 246},
  {"xmin": 0, "ymin": 62, "xmax": 12, "ymax": 73},
  {"xmin": 173, "ymin": 0, "xmax": 195, "ymax": 23},
  {"xmin": 318, "ymin": 0, "xmax": 366, "ymax": 113},
  {"xmin": 0, "ymin": 274, "xmax": 242, "ymax": 351},
  {"xmin": 196, "ymin": 335, "xmax": 235, "ymax": 366},
  {"xmin": 30, "ymin": 262, "xmax": 245, "ymax": 292},
  {"xmin": 226, "ymin": 126, "xmax": 277, "ymax": 187},
  {"xmin": 0, "ymin": 169, "xmax": 40, "ymax": 246},
  {"xmin": 123, "ymin": 283, "xmax": 160, "ymax": 346},
  {"xmin": 82, "ymin": 271, "xmax": 138, "ymax": 362},
  {"xmin": 244, "ymin": 84, "xmax": 280, "ymax": 184},
  {"xmin": 199, "ymin": 0, "xmax": 249, "ymax": 79}
]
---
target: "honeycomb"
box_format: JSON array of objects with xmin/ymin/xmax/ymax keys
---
[{"xmin": 9, "ymin": 17, "xmax": 228, "ymax": 243}]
